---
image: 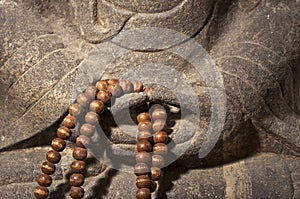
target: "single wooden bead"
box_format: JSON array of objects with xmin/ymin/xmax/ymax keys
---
[
  {"xmin": 137, "ymin": 131, "xmax": 152, "ymax": 142},
  {"xmin": 73, "ymin": 147, "xmax": 87, "ymax": 160},
  {"xmin": 107, "ymin": 78, "xmax": 118, "ymax": 85},
  {"xmin": 136, "ymin": 152, "xmax": 151, "ymax": 163},
  {"xmin": 41, "ymin": 161, "xmax": 56, "ymax": 175},
  {"xmin": 77, "ymin": 93, "xmax": 90, "ymax": 107},
  {"xmin": 71, "ymin": 160, "xmax": 86, "ymax": 173},
  {"xmin": 151, "ymin": 109, "xmax": 167, "ymax": 120},
  {"xmin": 97, "ymin": 89, "xmax": 111, "ymax": 104},
  {"xmin": 57, "ymin": 126, "xmax": 72, "ymax": 140},
  {"xmin": 70, "ymin": 173, "xmax": 85, "ymax": 187},
  {"xmin": 76, "ymin": 135, "xmax": 90, "ymax": 148},
  {"xmin": 70, "ymin": 186, "xmax": 84, "ymax": 199},
  {"xmin": 85, "ymin": 85, "xmax": 97, "ymax": 99},
  {"xmin": 63, "ymin": 114, "xmax": 76, "ymax": 129},
  {"xmin": 37, "ymin": 174, "xmax": 52, "ymax": 187},
  {"xmin": 80, "ymin": 123, "xmax": 95, "ymax": 137},
  {"xmin": 89, "ymin": 100, "xmax": 105, "ymax": 114},
  {"xmin": 119, "ymin": 79, "xmax": 134, "ymax": 93},
  {"xmin": 152, "ymin": 119, "xmax": 166, "ymax": 132},
  {"xmin": 136, "ymin": 175, "xmax": 151, "ymax": 189},
  {"xmin": 132, "ymin": 81, "xmax": 143, "ymax": 92},
  {"xmin": 107, "ymin": 83, "xmax": 123, "ymax": 97},
  {"xmin": 151, "ymin": 167, "xmax": 161, "ymax": 181},
  {"xmin": 153, "ymin": 143, "xmax": 168, "ymax": 156},
  {"xmin": 138, "ymin": 120, "xmax": 152, "ymax": 131},
  {"xmin": 46, "ymin": 150, "xmax": 61, "ymax": 164},
  {"xmin": 136, "ymin": 188, "xmax": 151, "ymax": 199},
  {"xmin": 134, "ymin": 163, "xmax": 150, "ymax": 176},
  {"xmin": 85, "ymin": 111, "xmax": 100, "ymax": 125},
  {"xmin": 137, "ymin": 112, "xmax": 151, "ymax": 123},
  {"xmin": 136, "ymin": 176, "xmax": 157, "ymax": 192},
  {"xmin": 96, "ymin": 80, "xmax": 108, "ymax": 90},
  {"xmin": 153, "ymin": 131, "xmax": 168, "ymax": 144},
  {"xmin": 51, "ymin": 138, "xmax": 66, "ymax": 152},
  {"xmin": 152, "ymin": 155, "xmax": 165, "ymax": 168},
  {"xmin": 34, "ymin": 186, "xmax": 49, "ymax": 199},
  {"xmin": 68, "ymin": 103, "xmax": 83, "ymax": 117},
  {"xmin": 137, "ymin": 140, "xmax": 152, "ymax": 152}
]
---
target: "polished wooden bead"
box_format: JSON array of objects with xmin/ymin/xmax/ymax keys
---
[
  {"xmin": 34, "ymin": 186, "xmax": 49, "ymax": 199},
  {"xmin": 41, "ymin": 161, "xmax": 56, "ymax": 175},
  {"xmin": 152, "ymin": 155, "xmax": 165, "ymax": 168},
  {"xmin": 151, "ymin": 167, "xmax": 161, "ymax": 181},
  {"xmin": 70, "ymin": 186, "xmax": 84, "ymax": 199},
  {"xmin": 137, "ymin": 131, "xmax": 152, "ymax": 142},
  {"xmin": 51, "ymin": 138, "xmax": 66, "ymax": 152},
  {"xmin": 76, "ymin": 135, "xmax": 90, "ymax": 148},
  {"xmin": 134, "ymin": 163, "xmax": 150, "ymax": 176},
  {"xmin": 136, "ymin": 175, "xmax": 151, "ymax": 189},
  {"xmin": 96, "ymin": 80, "xmax": 108, "ymax": 90},
  {"xmin": 153, "ymin": 143, "xmax": 168, "ymax": 156},
  {"xmin": 138, "ymin": 120, "xmax": 152, "ymax": 131},
  {"xmin": 46, "ymin": 150, "xmax": 61, "ymax": 164},
  {"xmin": 68, "ymin": 103, "xmax": 83, "ymax": 117},
  {"xmin": 80, "ymin": 123, "xmax": 95, "ymax": 137},
  {"xmin": 132, "ymin": 81, "xmax": 143, "ymax": 92},
  {"xmin": 108, "ymin": 78, "xmax": 118, "ymax": 85},
  {"xmin": 71, "ymin": 160, "xmax": 86, "ymax": 173},
  {"xmin": 89, "ymin": 100, "xmax": 105, "ymax": 114},
  {"xmin": 73, "ymin": 147, "xmax": 87, "ymax": 160},
  {"xmin": 136, "ymin": 176, "xmax": 157, "ymax": 192},
  {"xmin": 37, "ymin": 174, "xmax": 52, "ymax": 187},
  {"xmin": 136, "ymin": 188, "xmax": 151, "ymax": 199},
  {"xmin": 85, "ymin": 85, "xmax": 97, "ymax": 99},
  {"xmin": 152, "ymin": 119, "xmax": 166, "ymax": 132},
  {"xmin": 85, "ymin": 111, "xmax": 100, "ymax": 125},
  {"xmin": 137, "ymin": 140, "xmax": 152, "ymax": 152},
  {"xmin": 63, "ymin": 114, "xmax": 76, "ymax": 129},
  {"xmin": 77, "ymin": 93, "xmax": 90, "ymax": 107},
  {"xmin": 137, "ymin": 112, "xmax": 151, "ymax": 123},
  {"xmin": 136, "ymin": 152, "xmax": 151, "ymax": 163},
  {"xmin": 119, "ymin": 79, "xmax": 134, "ymax": 93},
  {"xmin": 97, "ymin": 89, "xmax": 111, "ymax": 104},
  {"xmin": 57, "ymin": 126, "xmax": 72, "ymax": 140},
  {"xmin": 153, "ymin": 131, "xmax": 168, "ymax": 144},
  {"xmin": 107, "ymin": 83, "xmax": 123, "ymax": 97},
  {"xmin": 151, "ymin": 108, "xmax": 167, "ymax": 120},
  {"xmin": 70, "ymin": 173, "xmax": 85, "ymax": 187}
]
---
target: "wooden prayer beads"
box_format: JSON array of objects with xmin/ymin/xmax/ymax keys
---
[{"xmin": 34, "ymin": 79, "xmax": 174, "ymax": 199}]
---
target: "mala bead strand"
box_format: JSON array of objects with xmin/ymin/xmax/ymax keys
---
[
  {"xmin": 149, "ymin": 105, "xmax": 169, "ymax": 183},
  {"xmin": 68, "ymin": 78, "xmax": 133, "ymax": 199},
  {"xmin": 34, "ymin": 105, "xmax": 80, "ymax": 199},
  {"xmin": 34, "ymin": 78, "xmax": 145, "ymax": 199},
  {"xmin": 69, "ymin": 122, "xmax": 91, "ymax": 199},
  {"xmin": 135, "ymin": 111, "xmax": 156, "ymax": 199},
  {"xmin": 69, "ymin": 103, "xmax": 97, "ymax": 199}
]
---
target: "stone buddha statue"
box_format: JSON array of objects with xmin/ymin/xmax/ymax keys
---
[{"xmin": 0, "ymin": 0, "xmax": 299, "ymax": 198}]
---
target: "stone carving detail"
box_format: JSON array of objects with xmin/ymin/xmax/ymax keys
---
[{"xmin": 0, "ymin": 0, "xmax": 299, "ymax": 198}]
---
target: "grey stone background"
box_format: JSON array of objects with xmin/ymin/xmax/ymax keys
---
[{"xmin": 0, "ymin": 0, "xmax": 299, "ymax": 198}]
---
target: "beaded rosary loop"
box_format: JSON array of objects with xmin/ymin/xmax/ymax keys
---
[{"xmin": 34, "ymin": 78, "xmax": 170, "ymax": 199}]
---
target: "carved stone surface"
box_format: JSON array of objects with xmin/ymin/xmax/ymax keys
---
[{"xmin": 0, "ymin": 0, "xmax": 299, "ymax": 198}]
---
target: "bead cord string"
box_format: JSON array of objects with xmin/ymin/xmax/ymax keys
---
[{"xmin": 34, "ymin": 79, "xmax": 169, "ymax": 199}]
